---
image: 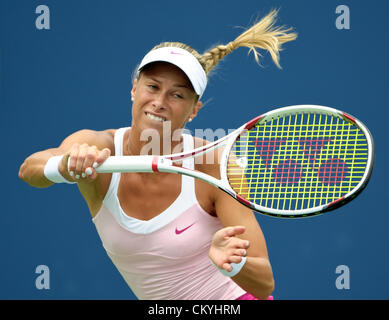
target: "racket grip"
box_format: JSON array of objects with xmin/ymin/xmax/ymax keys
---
[
  {"xmin": 96, "ymin": 156, "xmax": 157, "ymax": 173},
  {"xmin": 67, "ymin": 156, "xmax": 164, "ymax": 173}
]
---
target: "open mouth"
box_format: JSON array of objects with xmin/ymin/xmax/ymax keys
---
[{"xmin": 145, "ymin": 112, "xmax": 166, "ymax": 122}]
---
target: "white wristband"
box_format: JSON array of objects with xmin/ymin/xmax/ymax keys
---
[
  {"xmin": 215, "ymin": 257, "xmax": 247, "ymax": 277},
  {"xmin": 44, "ymin": 155, "xmax": 76, "ymax": 184}
]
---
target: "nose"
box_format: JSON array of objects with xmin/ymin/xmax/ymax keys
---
[{"xmin": 152, "ymin": 92, "xmax": 168, "ymax": 111}]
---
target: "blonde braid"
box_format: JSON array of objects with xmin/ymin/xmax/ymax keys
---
[
  {"xmin": 200, "ymin": 42, "xmax": 236, "ymax": 74},
  {"xmin": 200, "ymin": 9, "xmax": 297, "ymax": 73}
]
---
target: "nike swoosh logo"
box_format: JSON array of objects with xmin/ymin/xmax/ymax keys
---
[{"xmin": 175, "ymin": 223, "xmax": 195, "ymax": 235}]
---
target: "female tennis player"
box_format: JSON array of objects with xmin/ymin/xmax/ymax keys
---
[{"xmin": 19, "ymin": 10, "xmax": 296, "ymax": 300}]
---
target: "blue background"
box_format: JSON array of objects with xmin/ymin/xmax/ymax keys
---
[{"xmin": 1, "ymin": 0, "xmax": 388, "ymax": 299}]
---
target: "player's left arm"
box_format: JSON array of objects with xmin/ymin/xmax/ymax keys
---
[
  {"xmin": 211, "ymin": 188, "xmax": 275, "ymax": 299},
  {"xmin": 195, "ymin": 137, "xmax": 274, "ymax": 299}
]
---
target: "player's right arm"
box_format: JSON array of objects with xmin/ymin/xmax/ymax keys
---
[{"xmin": 18, "ymin": 129, "xmax": 114, "ymax": 188}]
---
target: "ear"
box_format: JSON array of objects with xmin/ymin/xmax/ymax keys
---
[
  {"xmin": 188, "ymin": 100, "xmax": 202, "ymax": 121},
  {"xmin": 131, "ymin": 78, "xmax": 137, "ymax": 101}
]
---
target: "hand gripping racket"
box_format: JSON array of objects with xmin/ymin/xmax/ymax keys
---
[{"xmin": 95, "ymin": 105, "xmax": 374, "ymax": 218}]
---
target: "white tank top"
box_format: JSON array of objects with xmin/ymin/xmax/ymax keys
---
[{"xmin": 92, "ymin": 127, "xmax": 246, "ymax": 300}]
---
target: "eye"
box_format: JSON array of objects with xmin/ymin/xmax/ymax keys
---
[
  {"xmin": 145, "ymin": 81, "xmax": 158, "ymax": 90},
  {"xmin": 173, "ymin": 93, "xmax": 183, "ymax": 99}
]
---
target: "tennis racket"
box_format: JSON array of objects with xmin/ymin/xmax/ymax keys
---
[{"xmin": 94, "ymin": 105, "xmax": 374, "ymax": 218}]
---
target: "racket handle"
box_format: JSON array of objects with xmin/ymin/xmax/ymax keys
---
[
  {"xmin": 96, "ymin": 156, "xmax": 158, "ymax": 173},
  {"xmin": 67, "ymin": 156, "xmax": 168, "ymax": 173}
]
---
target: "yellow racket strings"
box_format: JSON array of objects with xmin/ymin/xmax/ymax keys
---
[{"xmin": 227, "ymin": 113, "xmax": 368, "ymax": 210}]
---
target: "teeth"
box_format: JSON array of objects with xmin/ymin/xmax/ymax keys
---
[{"xmin": 146, "ymin": 112, "xmax": 165, "ymax": 122}]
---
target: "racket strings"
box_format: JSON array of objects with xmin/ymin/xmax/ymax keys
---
[{"xmin": 227, "ymin": 112, "xmax": 369, "ymax": 211}]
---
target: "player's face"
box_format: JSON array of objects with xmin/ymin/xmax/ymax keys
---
[{"xmin": 131, "ymin": 62, "xmax": 201, "ymax": 134}]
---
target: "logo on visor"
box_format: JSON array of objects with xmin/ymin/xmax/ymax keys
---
[{"xmin": 170, "ymin": 51, "xmax": 184, "ymax": 55}]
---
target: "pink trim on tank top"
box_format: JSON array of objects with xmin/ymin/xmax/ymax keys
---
[{"xmin": 236, "ymin": 293, "xmax": 274, "ymax": 300}]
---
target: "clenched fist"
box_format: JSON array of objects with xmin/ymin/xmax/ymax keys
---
[{"xmin": 60, "ymin": 143, "xmax": 111, "ymax": 182}]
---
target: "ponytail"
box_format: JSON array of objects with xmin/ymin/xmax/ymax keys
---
[{"xmin": 200, "ymin": 9, "xmax": 297, "ymax": 73}]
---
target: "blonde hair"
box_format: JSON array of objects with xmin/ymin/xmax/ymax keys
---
[{"xmin": 151, "ymin": 9, "xmax": 297, "ymax": 76}]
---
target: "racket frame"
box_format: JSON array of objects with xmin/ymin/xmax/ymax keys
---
[{"xmin": 226, "ymin": 105, "xmax": 375, "ymax": 217}]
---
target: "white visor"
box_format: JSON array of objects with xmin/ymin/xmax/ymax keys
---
[{"xmin": 137, "ymin": 47, "xmax": 207, "ymax": 98}]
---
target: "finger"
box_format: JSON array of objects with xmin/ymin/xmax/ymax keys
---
[
  {"xmin": 86, "ymin": 147, "xmax": 110, "ymax": 180},
  {"xmin": 224, "ymin": 226, "xmax": 246, "ymax": 239},
  {"xmin": 222, "ymin": 262, "xmax": 232, "ymax": 272},
  {"xmin": 233, "ymin": 248, "xmax": 247, "ymax": 257},
  {"xmin": 94, "ymin": 148, "xmax": 111, "ymax": 168},
  {"xmin": 228, "ymin": 255, "xmax": 243, "ymax": 264},
  {"xmin": 75, "ymin": 144, "xmax": 89, "ymax": 178},
  {"xmin": 84, "ymin": 145, "xmax": 97, "ymax": 169},
  {"xmin": 85, "ymin": 167, "xmax": 93, "ymax": 177},
  {"xmin": 85, "ymin": 166, "xmax": 98, "ymax": 180},
  {"xmin": 82, "ymin": 146, "xmax": 98, "ymax": 179},
  {"xmin": 236, "ymin": 239, "xmax": 250, "ymax": 249},
  {"xmin": 67, "ymin": 144, "xmax": 80, "ymax": 177}
]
